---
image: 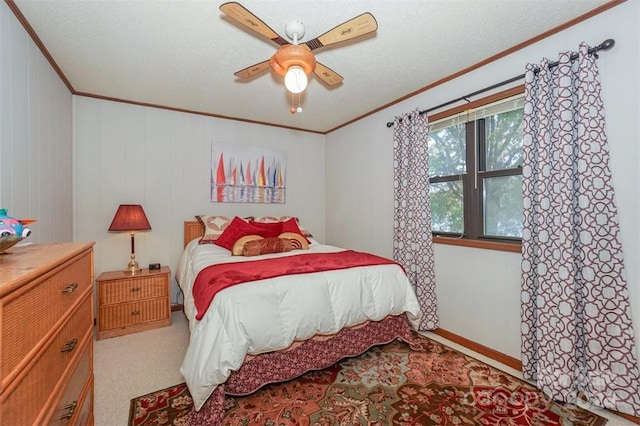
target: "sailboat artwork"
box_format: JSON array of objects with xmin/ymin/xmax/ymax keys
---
[{"xmin": 211, "ymin": 143, "xmax": 286, "ymax": 203}]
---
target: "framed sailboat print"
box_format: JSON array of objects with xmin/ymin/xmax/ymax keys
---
[{"xmin": 210, "ymin": 142, "xmax": 286, "ymax": 203}]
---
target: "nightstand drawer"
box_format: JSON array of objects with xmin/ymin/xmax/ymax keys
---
[
  {"xmin": 96, "ymin": 267, "xmax": 171, "ymax": 339},
  {"xmin": 98, "ymin": 274, "xmax": 168, "ymax": 305},
  {"xmin": 98, "ymin": 298, "xmax": 169, "ymax": 331}
]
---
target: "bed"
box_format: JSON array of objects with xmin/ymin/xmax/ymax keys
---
[{"xmin": 176, "ymin": 218, "xmax": 423, "ymax": 421}]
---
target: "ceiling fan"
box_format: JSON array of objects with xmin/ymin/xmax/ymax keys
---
[{"xmin": 219, "ymin": 2, "xmax": 378, "ymax": 95}]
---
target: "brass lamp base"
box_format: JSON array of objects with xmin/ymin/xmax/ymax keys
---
[{"xmin": 125, "ymin": 258, "xmax": 141, "ymax": 275}]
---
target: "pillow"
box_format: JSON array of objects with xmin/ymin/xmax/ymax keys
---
[
  {"xmin": 214, "ymin": 217, "xmax": 269, "ymax": 251},
  {"xmin": 278, "ymin": 232, "xmax": 309, "ymax": 250},
  {"xmin": 248, "ymin": 220, "xmax": 282, "ymax": 238},
  {"xmin": 251, "ymin": 215, "xmax": 293, "ymax": 223},
  {"xmin": 196, "ymin": 215, "xmax": 233, "ymax": 244},
  {"xmin": 252, "ymin": 216, "xmax": 313, "ymax": 238},
  {"xmin": 280, "ymin": 218, "xmax": 311, "ymax": 243},
  {"xmin": 231, "ymin": 235, "xmax": 263, "ymax": 256},
  {"xmin": 243, "ymin": 237, "xmax": 292, "ymax": 257},
  {"xmin": 196, "ymin": 215, "xmax": 254, "ymax": 244}
]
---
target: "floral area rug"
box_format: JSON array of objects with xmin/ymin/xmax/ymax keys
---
[{"xmin": 129, "ymin": 333, "xmax": 607, "ymax": 425}]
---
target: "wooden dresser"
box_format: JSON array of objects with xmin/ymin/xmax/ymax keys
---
[
  {"xmin": 0, "ymin": 242, "xmax": 95, "ymax": 426},
  {"xmin": 96, "ymin": 267, "xmax": 171, "ymax": 340}
]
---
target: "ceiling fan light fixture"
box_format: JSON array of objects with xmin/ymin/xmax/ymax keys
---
[
  {"xmin": 270, "ymin": 45, "xmax": 315, "ymax": 74},
  {"xmin": 270, "ymin": 44, "xmax": 316, "ymax": 93},
  {"xmin": 284, "ymin": 65, "xmax": 308, "ymax": 94}
]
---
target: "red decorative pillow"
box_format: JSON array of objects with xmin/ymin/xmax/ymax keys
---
[
  {"xmin": 214, "ymin": 217, "xmax": 269, "ymax": 251},
  {"xmin": 242, "ymin": 237, "xmax": 292, "ymax": 257},
  {"xmin": 196, "ymin": 215, "xmax": 233, "ymax": 244},
  {"xmin": 280, "ymin": 218, "xmax": 311, "ymax": 243},
  {"xmin": 248, "ymin": 220, "xmax": 283, "ymax": 238},
  {"xmin": 196, "ymin": 215, "xmax": 255, "ymax": 245},
  {"xmin": 252, "ymin": 216, "xmax": 313, "ymax": 238}
]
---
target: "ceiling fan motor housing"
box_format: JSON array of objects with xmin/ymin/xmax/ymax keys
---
[{"xmin": 270, "ymin": 44, "xmax": 316, "ymax": 76}]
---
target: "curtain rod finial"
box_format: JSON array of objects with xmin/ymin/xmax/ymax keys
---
[{"xmin": 600, "ymin": 39, "xmax": 615, "ymax": 51}]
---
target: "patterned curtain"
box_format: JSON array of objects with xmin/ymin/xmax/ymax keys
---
[
  {"xmin": 521, "ymin": 43, "xmax": 640, "ymax": 416},
  {"xmin": 393, "ymin": 110, "xmax": 438, "ymax": 330}
]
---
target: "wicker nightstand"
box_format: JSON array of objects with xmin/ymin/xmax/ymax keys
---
[{"xmin": 96, "ymin": 266, "xmax": 171, "ymax": 339}]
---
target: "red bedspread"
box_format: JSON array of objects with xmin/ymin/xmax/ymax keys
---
[{"xmin": 192, "ymin": 250, "xmax": 400, "ymax": 320}]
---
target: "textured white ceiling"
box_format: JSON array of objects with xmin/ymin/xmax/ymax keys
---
[{"xmin": 12, "ymin": 0, "xmax": 613, "ymax": 133}]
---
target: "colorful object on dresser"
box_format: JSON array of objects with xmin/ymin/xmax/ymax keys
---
[
  {"xmin": 0, "ymin": 209, "xmax": 34, "ymax": 253},
  {"xmin": 129, "ymin": 332, "xmax": 607, "ymax": 426},
  {"xmin": 0, "ymin": 209, "xmax": 32, "ymax": 237}
]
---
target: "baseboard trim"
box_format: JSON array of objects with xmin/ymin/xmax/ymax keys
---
[
  {"xmin": 615, "ymin": 411, "xmax": 640, "ymax": 425},
  {"xmin": 431, "ymin": 328, "xmax": 640, "ymax": 424},
  {"xmin": 171, "ymin": 303, "xmax": 184, "ymax": 312},
  {"xmin": 431, "ymin": 328, "xmax": 522, "ymax": 371}
]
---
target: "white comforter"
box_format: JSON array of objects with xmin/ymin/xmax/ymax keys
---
[{"xmin": 176, "ymin": 238, "xmax": 422, "ymax": 411}]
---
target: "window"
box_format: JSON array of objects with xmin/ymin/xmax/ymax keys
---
[{"xmin": 428, "ymin": 91, "xmax": 524, "ymax": 244}]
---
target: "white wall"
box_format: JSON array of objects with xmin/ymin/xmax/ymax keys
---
[
  {"xmin": 326, "ymin": 0, "xmax": 640, "ymax": 363},
  {"xmin": 0, "ymin": 1, "xmax": 73, "ymax": 243},
  {"xmin": 73, "ymin": 97, "xmax": 326, "ymax": 303},
  {"xmin": 5, "ymin": 0, "xmax": 639, "ymax": 373}
]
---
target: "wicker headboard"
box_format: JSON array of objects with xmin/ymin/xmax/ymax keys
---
[{"xmin": 184, "ymin": 221, "xmax": 203, "ymax": 247}]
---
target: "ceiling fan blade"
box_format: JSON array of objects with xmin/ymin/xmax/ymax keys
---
[
  {"xmin": 219, "ymin": 2, "xmax": 289, "ymax": 46},
  {"xmin": 313, "ymin": 62, "xmax": 343, "ymax": 87},
  {"xmin": 305, "ymin": 12, "xmax": 378, "ymax": 51},
  {"xmin": 234, "ymin": 60, "xmax": 271, "ymax": 79}
]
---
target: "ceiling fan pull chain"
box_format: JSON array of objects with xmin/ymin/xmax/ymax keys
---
[{"xmin": 289, "ymin": 93, "xmax": 303, "ymax": 114}]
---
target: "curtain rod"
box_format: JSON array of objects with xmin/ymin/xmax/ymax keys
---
[{"xmin": 386, "ymin": 38, "xmax": 615, "ymax": 128}]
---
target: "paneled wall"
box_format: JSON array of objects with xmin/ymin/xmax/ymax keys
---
[
  {"xmin": 0, "ymin": 1, "xmax": 73, "ymax": 243},
  {"xmin": 5, "ymin": 0, "xmax": 639, "ymax": 378},
  {"xmin": 326, "ymin": 1, "xmax": 640, "ymax": 362},
  {"xmin": 73, "ymin": 97, "xmax": 326, "ymax": 303}
]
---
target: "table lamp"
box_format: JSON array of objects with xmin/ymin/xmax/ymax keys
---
[{"xmin": 108, "ymin": 204, "xmax": 151, "ymax": 274}]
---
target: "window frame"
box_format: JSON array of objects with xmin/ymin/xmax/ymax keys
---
[{"xmin": 428, "ymin": 86, "xmax": 524, "ymax": 252}]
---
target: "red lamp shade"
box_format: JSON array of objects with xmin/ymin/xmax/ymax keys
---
[
  {"xmin": 108, "ymin": 204, "xmax": 151, "ymax": 274},
  {"xmin": 108, "ymin": 204, "xmax": 151, "ymax": 232}
]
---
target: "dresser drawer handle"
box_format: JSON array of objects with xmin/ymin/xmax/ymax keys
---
[
  {"xmin": 61, "ymin": 282, "xmax": 79, "ymax": 294},
  {"xmin": 130, "ymin": 287, "xmax": 141, "ymax": 292},
  {"xmin": 61, "ymin": 338, "xmax": 78, "ymax": 353},
  {"xmin": 131, "ymin": 310, "xmax": 141, "ymax": 316},
  {"xmin": 60, "ymin": 401, "xmax": 77, "ymax": 420}
]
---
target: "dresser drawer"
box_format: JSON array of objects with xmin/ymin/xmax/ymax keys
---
[
  {"xmin": 0, "ymin": 296, "xmax": 92, "ymax": 426},
  {"xmin": 98, "ymin": 273, "xmax": 168, "ymax": 305},
  {"xmin": 49, "ymin": 348, "xmax": 92, "ymax": 426},
  {"xmin": 98, "ymin": 297, "xmax": 169, "ymax": 330},
  {"xmin": 0, "ymin": 250, "xmax": 92, "ymax": 383},
  {"xmin": 71, "ymin": 380, "xmax": 93, "ymax": 426}
]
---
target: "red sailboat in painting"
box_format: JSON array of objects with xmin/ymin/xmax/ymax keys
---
[
  {"xmin": 214, "ymin": 153, "xmax": 226, "ymax": 202},
  {"xmin": 216, "ymin": 153, "xmax": 226, "ymax": 186}
]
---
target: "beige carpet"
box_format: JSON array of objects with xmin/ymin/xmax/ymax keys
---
[
  {"xmin": 93, "ymin": 311, "xmax": 635, "ymax": 426},
  {"xmin": 94, "ymin": 311, "xmax": 190, "ymax": 426}
]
